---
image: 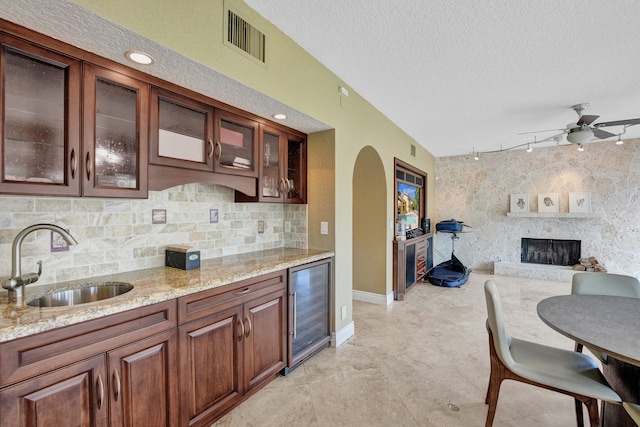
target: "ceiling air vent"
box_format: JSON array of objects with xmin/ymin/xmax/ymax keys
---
[
  {"xmin": 227, "ymin": 10, "xmax": 266, "ymax": 63},
  {"xmin": 410, "ymin": 143, "xmax": 416, "ymax": 157}
]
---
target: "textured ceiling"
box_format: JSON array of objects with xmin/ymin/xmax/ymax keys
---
[{"xmin": 244, "ymin": 0, "xmax": 640, "ymax": 157}]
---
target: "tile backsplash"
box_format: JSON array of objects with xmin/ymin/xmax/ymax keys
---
[{"xmin": 0, "ymin": 184, "xmax": 307, "ymax": 287}]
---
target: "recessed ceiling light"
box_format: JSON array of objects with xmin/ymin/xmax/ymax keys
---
[
  {"xmin": 272, "ymin": 113, "xmax": 287, "ymax": 120},
  {"xmin": 125, "ymin": 51, "xmax": 154, "ymax": 65}
]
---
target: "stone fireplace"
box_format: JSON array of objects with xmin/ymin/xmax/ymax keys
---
[{"xmin": 521, "ymin": 238, "xmax": 581, "ymax": 266}]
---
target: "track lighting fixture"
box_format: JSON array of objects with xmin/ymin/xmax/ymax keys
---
[
  {"xmin": 577, "ymin": 144, "xmax": 585, "ymax": 152},
  {"xmin": 526, "ymin": 144, "xmax": 533, "ymax": 153},
  {"xmin": 615, "ymin": 135, "xmax": 624, "ymax": 145}
]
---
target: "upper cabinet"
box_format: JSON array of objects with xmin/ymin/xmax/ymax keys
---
[
  {"xmin": 149, "ymin": 87, "xmax": 214, "ymax": 172},
  {"xmin": 0, "ymin": 21, "xmax": 307, "ymax": 199},
  {"xmin": 82, "ymin": 64, "xmax": 148, "ymax": 198},
  {"xmin": 241, "ymin": 124, "xmax": 306, "ymax": 204},
  {"xmin": 213, "ymin": 109, "xmax": 259, "ymax": 178},
  {"xmin": 0, "ymin": 34, "xmax": 81, "ymax": 196}
]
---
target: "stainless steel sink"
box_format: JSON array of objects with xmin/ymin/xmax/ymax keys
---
[{"xmin": 27, "ymin": 282, "xmax": 134, "ymax": 307}]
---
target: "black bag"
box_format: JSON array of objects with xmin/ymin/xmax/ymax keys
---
[{"xmin": 427, "ymin": 253, "xmax": 470, "ymax": 288}]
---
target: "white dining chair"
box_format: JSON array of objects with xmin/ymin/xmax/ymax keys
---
[
  {"xmin": 484, "ymin": 280, "xmax": 621, "ymax": 427},
  {"xmin": 571, "ymin": 272, "xmax": 640, "ymax": 363},
  {"xmin": 623, "ymin": 402, "xmax": 640, "ymax": 426}
]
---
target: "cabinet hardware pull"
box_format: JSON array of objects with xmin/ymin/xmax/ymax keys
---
[
  {"xmin": 85, "ymin": 151, "xmax": 92, "ymax": 181},
  {"xmin": 208, "ymin": 139, "xmax": 214, "ymax": 159},
  {"xmin": 214, "ymin": 141, "xmax": 222, "ymax": 161},
  {"xmin": 234, "ymin": 287, "xmax": 251, "ymax": 295},
  {"xmin": 292, "ymin": 291, "xmax": 297, "ymax": 339},
  {"xmin": 244, "ymin": 315, "xmax": 252, "ymax": 338},
  {"xmin": 238, "ymin": 318, "xmax": 244, "ymax": 341},
  {"xmin": 70, "ymin": 148, "xmax": 77, "ymax": 180},
  {"xmin": 96, "ymin": 374, "xmax": 104, "ymax": 410},
  {"xmin": 112, "ymin": 368, "xmax": 121, "ymax": 402}
]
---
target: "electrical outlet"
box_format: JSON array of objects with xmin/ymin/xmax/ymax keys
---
[
  {"xmin": 285, "ymin": 221, "xmax": 291, "ymax": 232},
  {"xmin": 341, "ymin": 305, "xmax": 347, "ymax": 320},
  {"xmin": 320, "ymin": 221, "xmax": 329, "ymax": 235}
]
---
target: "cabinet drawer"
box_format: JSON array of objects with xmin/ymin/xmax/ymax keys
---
[
  {"xmin": 178, "ymin": 270, "xmax": 286, "ymax": 325},
  {"xmin": 0, "ymin": 300, "xmax": 176, "ymax": 387}
]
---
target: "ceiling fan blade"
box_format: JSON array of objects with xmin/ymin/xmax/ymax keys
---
[
  {"xmin": 517, "ymin": 128, "xmax": 564, "ymax": 135},
  {"xmin": 592, "ymin": 128, "xmax": 616, "ymax": 139},
  {"xmin": 576, "ymin": 114, "xmax": 599, "ymax": 126},
  {"xmin": 594, "ymin": 117, "xmax": 640, "ymax": 127}
]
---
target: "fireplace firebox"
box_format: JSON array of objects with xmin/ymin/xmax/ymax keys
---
[{"xmin": 521, "ymin": 238, "xmax": 581, "ymax": 266}]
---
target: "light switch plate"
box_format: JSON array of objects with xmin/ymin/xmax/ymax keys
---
[{"xmin": 320, "ymin": 221, "xmax": 329, "ymax": 235}]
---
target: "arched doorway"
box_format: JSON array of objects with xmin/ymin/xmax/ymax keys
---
[{"xmin": 352, "ymin": 146, "xmax": 387, "ymax": 298}]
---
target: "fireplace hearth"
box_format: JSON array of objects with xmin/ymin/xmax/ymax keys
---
[{"xmin": 521, "ymin": 238, "xmax": 581, "ymax": 266}]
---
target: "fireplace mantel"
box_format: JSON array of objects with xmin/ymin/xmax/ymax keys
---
[{"xmin": 507, "ymin": 212, "xmax": 598, "ymax": 218}]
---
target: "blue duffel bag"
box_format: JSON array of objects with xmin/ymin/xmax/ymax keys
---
[
  {"xmin": 427, "ymin": 253, "xmax": 470, "ymax": 288},
  {"xmin": 435, "ymin": 219, "xmax": 464, "ymax": 232}
]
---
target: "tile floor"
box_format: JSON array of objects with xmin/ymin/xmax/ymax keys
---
[{"xmin": 212, "ymin": 271, "xmax": 596, "ymax": 426}]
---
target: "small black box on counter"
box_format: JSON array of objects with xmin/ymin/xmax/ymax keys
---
[{"xmin": 165, "ymin": 246, "xmax": 200, "ymax": 270}]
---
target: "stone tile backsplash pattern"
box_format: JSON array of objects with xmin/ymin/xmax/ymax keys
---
[
  {"xmin": 0, "ymin": 184, "xmax": 307, "ymax": 287},
  {"xmin": 435, "ymin": 139, "xmax": 640, "ymax": 277}
]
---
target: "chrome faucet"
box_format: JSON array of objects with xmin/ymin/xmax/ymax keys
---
[{"xmin": 2, "ymin": 224, "xmax": 78, "ymax": 303}]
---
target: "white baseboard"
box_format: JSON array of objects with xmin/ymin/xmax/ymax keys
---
[
  {"xmin": 331, "ymin": 321, "xmax": 354, "ymax": 347},
  {"xmin": 352, "ymin": 289, "xmax": 394, "ymax": 306}
]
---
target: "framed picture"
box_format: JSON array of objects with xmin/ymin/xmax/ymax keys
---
[
  {"xmin": 569, "ymin": 192, "xmax": 591, "ymax": 213},
  {"xmin": 510, "ymin": 194, "xmax": 529, "ymax": 213},
  {"xmin": 538, "ymin": 193, "xmax": 559, "ymax": 213}
]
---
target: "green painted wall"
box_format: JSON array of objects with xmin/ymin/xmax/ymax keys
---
[{"xmin": 72, "ymin": 0, "xmax": 436, "ymax": 333}]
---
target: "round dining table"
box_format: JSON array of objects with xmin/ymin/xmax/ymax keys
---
[{"xmin": 538, "ymin": 294, "xmax": 640, "ymax": 426}]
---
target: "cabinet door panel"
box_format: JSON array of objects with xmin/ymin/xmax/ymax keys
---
[
  {"xmin": 244, "ymin": 289, "xmax": 286, "ymax": 390},
  {"xmin": 150, "ymin": 87, "xmax": 214, "ymax": 171},
  {"xmin": 108, "ymin": 329, "xmax": 178, "ymax": 427},
  {"xmin": 213, "ymin": 110, "xmax": 259, "ymax": 177},
  {"xmin": 82, "ymin": 64, "xmax": 148, "ymax": 198},
  {"xmin": 285, "ymin": 133, "xmax": 306, "ymax": 204},
  {"xmin": 0, "ymin": 355, "xmax": 107, "ymax": 427},
  {"xmin": 179, "ymin": 305, "xmax": 243, "ymax": 426},
  {"xmin": 0, "ymin": 34, "xmax": 81, "ymax": 196}
]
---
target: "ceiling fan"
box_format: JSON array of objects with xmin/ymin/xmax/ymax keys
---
[
  {"xmin": 522, "ymin": 103, "xmax": 640, "ymax": 145},
  {"xmin": 561, "ymin": 103, "xmax": 640, "ymax": 145}
]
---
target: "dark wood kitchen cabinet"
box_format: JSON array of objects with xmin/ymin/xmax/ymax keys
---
[
  {"xmin": 177, "ymin": 270, "xmax": 286, "ymax": 427},
  {"xmin": 82, "ymin": 63, "xmax": 148, "ymax": 198},
  {"xmin": 235, "ymin": 124, "xmax": 307, "ymax": 204},
  {"xmin": 0, "ymin": 33, "xmax": 82, "ymax": 196},
  {"xmin": 149, "ymin": 87, "xmax": 215, "ymax": 172},
  {"xmin": 0, "ymin": 301, "xmax": 178, "ymax": 427},
  {"xmin": 213, "ymin": 109, "xmax": 259, "ymax": 178}
]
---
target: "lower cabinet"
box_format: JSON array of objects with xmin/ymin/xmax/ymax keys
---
[
  {"xmin": 177, "ymin": 270, "xmax": 287, "ymax": 427},
  {"xmin": 0, "ymin": 301, "xmax": 178, "ymax": 427},
  {"xmin": 0, "ymin": 355, "xmax": 108, "ymax": 427},
  {"xmin": 0, "ymin": 262, "xmax": 328, "ymax": 427}
]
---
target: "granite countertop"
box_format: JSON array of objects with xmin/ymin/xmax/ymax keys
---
[{"xmin": 0, "ymin": 247, "xmax": 334, "ymax": 343}]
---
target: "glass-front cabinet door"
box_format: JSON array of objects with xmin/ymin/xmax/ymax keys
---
[
  {"xmin": 260, "ymin": 125, "xmax": 284, "ymax": 202},
  {"xmin": 149, "ymin": 87, "xmax": 214, "ymax": 171},
  {"xmin": 82, "ymin": 64, "xmax": 148, "ymax": 198},
  {"xmin": 285, "ymin": 133, "xmax": 306, "ymax": 204},
  {"xmin": 213, "ymin": 110, "xmax": 258, "ymax": 177},
  {"xmin": 0, "ymin": 35, "xmax": 81, "ymax": 196}
]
